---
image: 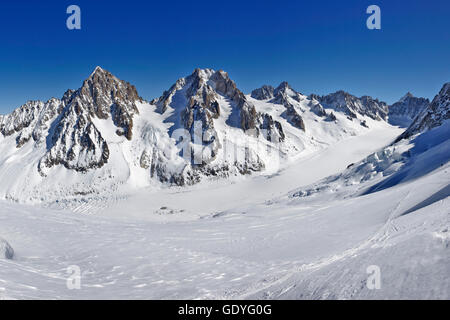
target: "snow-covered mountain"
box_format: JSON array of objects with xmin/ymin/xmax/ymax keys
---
[
  {"xmin": 289, "ymin": 119, "xmax": 449, "ymax": 201},
  {"xmin": 250, "ymin": 82, "xmax": 390, "ymax": 134},
  {"xmin": 1, "ymin": 95, "xmax": 447, "ymax": 299},
  {"xmin": 388, "ymin": 92, "xmax": 430, "ymax": 127},
  {"xmin": 288, "ymin": 82, "xmax": 450, "ymax": 201},
  {"xmin": 310, "ymin": 90, "xmax": 389, "ymax": 122},
  {"xmin": 251, "ymin": 85, "xmax": 275, "ymax": 100},
  {"xmin": 396, "ymin": 82, "xmax": 450, "ymax": 141},
  {"xmin": 150, "ymin": 68, "xmax": 286, "ymax": 177},
  {"xmin": 0, "ymin": 67, "xmax": 394, "ymax": 204}
]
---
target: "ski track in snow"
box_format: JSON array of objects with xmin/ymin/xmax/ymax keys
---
[{"xmin": 0, "ymin": 125, "xmax": 449, "ymax": 300}]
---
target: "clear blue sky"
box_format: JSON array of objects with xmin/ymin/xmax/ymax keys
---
[{"xmin": 0, "ymin": 0, "xmax": 449, "ymax": 113}]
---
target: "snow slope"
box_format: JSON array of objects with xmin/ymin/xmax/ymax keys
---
[
  {"xmin": 0, "ymin": 123, "xmax": 447, "ymax": 300},
  {"xmin": 88, "ymin": 123, "xmax": 401, "ymax": 220}
]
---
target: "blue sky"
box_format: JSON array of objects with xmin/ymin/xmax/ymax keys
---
[{"xmin": 0, "ymin": 0, "xmax": 449, "ymax": 113}]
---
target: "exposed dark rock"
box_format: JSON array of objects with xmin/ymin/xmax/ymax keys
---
[
  {"xmin": 0, "ymin": 100, "xmax": 44, "ymax": 137},
  {"xmin": 258, "ymin": 113, "xmax": 285, "ymax": 142},
  {"xmin": 39, "ymin": 103, "xmax": 110, "ymax": 174},
  {"xmin": 251, "ymin": 85, "xmax": 274, "ymax": 100},
  {"xmin": 388, "ymin": 93, "xmax": 430, "ymax": 127},
  {"xmin": 270, "ymin": 82, "xmax": 306, "ymax": 131},
  {"xmin": 309, "ymin": 101, "xmax": 327, "ymax": 117},
  {"xmin": 316, "ymin": 91, "xmax": 388, "ymax": 121},
  {"xmin": 327, "ymin": 112, "xmax": 337, "ymax": 122},
  {"xmin": 140, "ymin": 150, "xmax": 151, "ymax": 169},
  {"xmin": 0, "ymin": 238, "xmax": 14, "ymax": 260},
  {"xmin": 396, "ymin": 83, "xmax": 450, "ymax": 142},
  {"xmin": 35, "ymin": 67, "xmax": 143, "ymax": 174},
  {"xmin": 78, "ymin": 67, "xmax": 142, "ymax": 140}
]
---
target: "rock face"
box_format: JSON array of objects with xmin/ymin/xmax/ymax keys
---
[
  {"xmin": 155, "ymin": 69, "xmax": 221, "ymax": 165},
  {"xmin": 273, "ymin": 82, "xmax": 306, "ymax": 131},
  {"xmin": 153, "ymin": 68, "xmax": 285, "ymax": 163},
  {"xmin": 0, "ymin": 238, "xmax": 14, "ymax": 260},
  {"xmin": 150, "ymin": 68, "xmax": 292, "ymax": 184},
  {"xmin": 388, "ymin": 93, "xmax": 430, "ymax": 127},
  {"xmin": 0, "ymin": 67, "xmax": 143, "ymax": 175},
  {"xmin": 251, "ymin": 85, "xmax": 274, "ymax": 100},
  {"xmin": 78, "ymin": 67, "xmax": 141, "ymax": 140},
  {"xmin": 209, "ymin": 70, "xmax": 261, "ymax": 132},
  {"xmin": 258, "ymin": 113, "xmax": 285, "ymax": 142},
  {"xmin": 251, "ymin": 82, "xmax": 307, "ymax": 131},
  {"xmin": 396, "ymin": 83, "xmax": 450, "ymax": 141},
  {"xmin": 0, "ymin": 99, "xmax": 63, "ymax": 148},
  {"xmin": 252, "ymin": 83, "xmax": 392, "ymax": 133},
  {"xmin": 38, "ymin": 99, "xmax": 110, "ymax": 174},
  {"xmin": 39, "ymin": 67, "xmax": 142, "ymax": 174},
  {"xmin": 317, "ymin": 91, "xmax": 389, "ymax": 121}
]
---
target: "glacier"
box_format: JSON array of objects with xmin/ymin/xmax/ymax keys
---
[{"xmin": 0, "ymin": 68, "xmax": 448, "ymax": 300}]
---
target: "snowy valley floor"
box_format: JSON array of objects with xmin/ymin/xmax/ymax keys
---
[{"xmin": 0, "ymin": 125, "xmax": 448, "ymax": 299}]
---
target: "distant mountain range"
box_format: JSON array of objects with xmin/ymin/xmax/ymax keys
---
[{"xmin": 0, "ymin": 67, "xmax": 447, "ymax": 203}]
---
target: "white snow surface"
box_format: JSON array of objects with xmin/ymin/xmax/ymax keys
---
[{"xmin": 0, "ymin": 123, "xmax": 448, "ymax": 300}]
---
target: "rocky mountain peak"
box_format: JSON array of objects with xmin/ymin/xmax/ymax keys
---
[
  {"xmin": 251, "ymin": 85, "xmax": 274, "ymax": 100},
  {"xmin": 80, "ymin": 67, "xmax": 140, "ymax": 112},
  {"xmin": 188, "ymin": 68, "xmax": 215, "ymax": 84},
  {"xmin": 274, "ymin": 81, "xmax": 291, "ymax": 94},
  {"xmin": 152, "ymin": 68, "xmax": 286, "ymax": 171},
  {"xmin": 318, "ymin": 90, "xmax": 388, "ymax": 121},
  {"xmin": 388, "ymin": 92, "xmax": 430, "ymax": 127},
  {"xmin": 75, "ymin": 67, "xmax": 142, "ymax": 140},
  {"xmin": 400, "ymin": 92, "xmax": 414, "ymax": 102},
  {"xmin": 396, "ymin": 82, "xmax": 450, "ymax": 141},
  {"xmin": 38, "ymin": 68, "xmax": 144, "ymax": 175},
  {"xmin": 88, "ymin": 66, "xmax": 108, "ymax": 79}
]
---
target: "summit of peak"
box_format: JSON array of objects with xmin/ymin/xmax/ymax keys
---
[
  {"xmin": 274, "ymin": 81, "xmax": 291, "ymax": 93},
  {"xmin": 190, "ymin": 68, "xmax": 216, "ymax": 79},
  {"xmin": 399, "ymin": 92, "xmax": 414, "ymax": 102},
  {"xmin": 82, "ymin": 67, "xmax": 129, "ymax": 90},
  {"xmin": 274, "ymin": 81, "xmax": 302, "ymax": 98},
  {"xmin": 334, "ymin": 90, "xmax": 350, "ymax": 96},
  {"xmin": 89, "ymin": 66, "xmax": 109, "ymax": 77},
  {"xmin": 84, "ymin": 66, "xmax": 121, "ymax": 86},
  {"xmin": 441, "ymin": 82, "xmax": 450, "ymax": 92},
  {"xmin": 275, "ymin": 81, "xmax": 291, "ymax": 91}
]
